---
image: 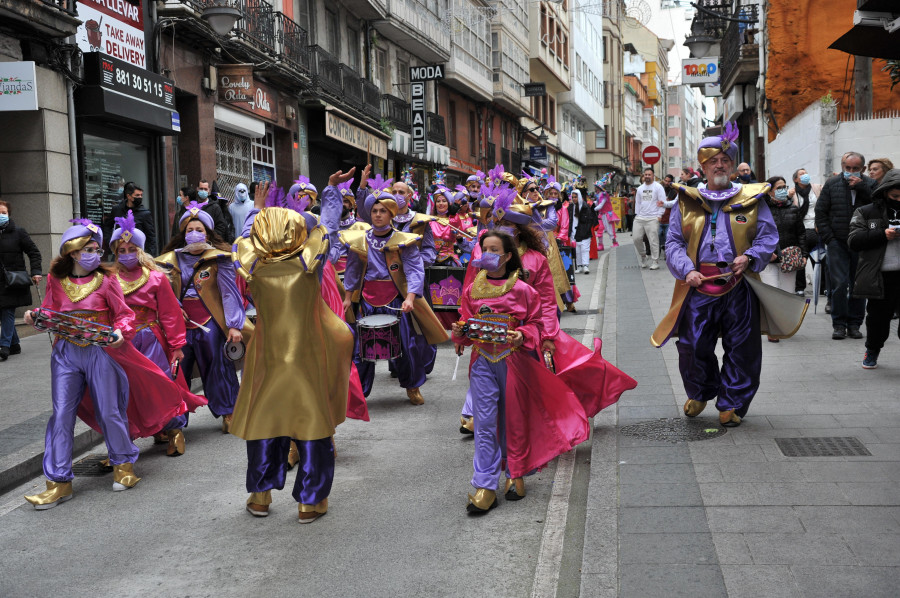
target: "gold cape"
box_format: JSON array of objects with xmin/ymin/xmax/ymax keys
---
[
  {"xmin": 650, "ymin": 182, "xmax": 792, "ymax": 347},
  {"xmin": 230, "ymin": 208, "xmax": 352, "ymax": 441},
  {"xmin": 339, "ymin": 228, "xmax": 451, "ymax": 346},
  {"xmin": 156, "ymin": 248, "xmax": 254, "ymax": 345}
]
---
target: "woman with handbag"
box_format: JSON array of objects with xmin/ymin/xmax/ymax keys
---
[
  {"xmin": 0, "ymin": 201, "xmax": 42, "ymax": 361},
  {"xmin": 761, "ymin": 176, "xmax": 808, "ymax": 342}
]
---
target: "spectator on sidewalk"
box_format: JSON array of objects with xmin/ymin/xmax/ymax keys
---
[
  {"xmin": 789, "ymin": 168, "xmax": 825, "ymax": 300},
  {"xmin": 867, "ymin": 158, "xmax": 893, "ymax": 186},
  {"xmin": 171, "ymin": 182, "xmax": 229, "ymax": 242},
  {"xmin": 659, "ymin": 174, "xmax": 677, "ymax": 251},
  {"xmin": 102, "ymin": 183, "xmax": 157, "ymax": 256},
  {"xmin": 0, "ymin": 200, "xmax": 42, "ymax": 361},
  {"xmin": 680, "ymin": 167, "xmax": 701, "ymax": 188},
  {"xmin": 848, "ymin": 168, "xmax": 900, "ymax": 369},
  {"xmin": 737, "ymin": 162, "xmax": 757, "ymax": 184},
  {"xmin": 568, "ymin": 189, "xmax": 597, "ymax": 274},
  {"xmin": 633, "ymin": 168, "xmax": 667, "ymax": 270},
  {"xmin": 815, "ymin": 151, "xmax": 876, "ymax": 340},
  {"xmin": 209, "ymin": 180, "xmax": 235, "ymax": 241}
]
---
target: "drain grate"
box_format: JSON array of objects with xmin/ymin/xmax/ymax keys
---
[
  {"xmin": 619, "ymin": 418, "xmax": 727, "ymax": 443},
  {"xmin": 623, "ymin": 265, "xmax": 642, "ymax": 269},
  {"xmin": 775, "ymin": 437, "xmax": 871, "ymax": 457},
  {"xmin": 562, "ymin": 328, "xmax": 591, "ymax": 336},
  {"xmin": 72, "ymin": 454, "xmax": 113, "ymax": 477}
]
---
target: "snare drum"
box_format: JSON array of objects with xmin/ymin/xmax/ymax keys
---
[{"xmin": 357, "ymin": 314, "xmax": 402, "ymax": 362}]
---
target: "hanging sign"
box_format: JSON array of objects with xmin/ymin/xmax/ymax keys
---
[
  {"xmin": 0, "ymin": 61, "xmax": 38, "ymax": 111},
  {"xmin": 411, "ymin": 81, "xmax": 427, "ymax": 155},
  {"xmin": 76, "ymin": 0, "xmax": 147, "ymax": 69},
  {"xmin": 682, "ymin": 57, "xmax": 719, "ymax": 85},
  {"xmin": 217, "ymin": 64, "xmax": 254, "ymax": 104}
]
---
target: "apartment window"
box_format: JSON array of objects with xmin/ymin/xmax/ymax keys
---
[
  {"xmin": 595, "ymin": 125, "xmax": 608, "ymax": 149},
  {"xmin": 492, "ymin": 32, "xmax": 500, "ymax": 68},
  {"xmin": 501, "ymin": 120, "xmax": 507, "ymax": 148},
  {"xmin": 603, "ymin": 81, "xmax": 610, "ymax": 108},
  {"xmin": 602, "ymin": 36, "xmax": 608, "ymax": 63},
  {"xmin": 577, "ymin": 123, "xmax": 583, "ymax": 144},
  {"xmin": 668, "ymin": 136, "xmax": 676, "ymax": 148},
  {"xmin": 469, "ymin": 111, "xmax": 477, "ymax": 157},
  {"xmin": 563, "ymin": 112, "xmax": 569, "ymax": 135},
  {"xmin": 667, "ymin": 116, "xmax": 675, "ymax": 128},
  {"xmin": 324, "ymin": 7, "xmax": 339, "ymax": 56},
  {"xmin": 347, "ymin": 27, "xmax": 360, "ymax": 72},
  {"xmin": 576, "ymin": 54, "xmax": 582, "ymax": 81},
  {"xmin": 397, "ymin": 58, "xmax": 410, "ymax": 98},
  {"xmin": 562, "ymin": 33, "xmax": 568, "ymax": 67},
  {"xmin": 449, "ymin": 101, "xmax": 457, "ymax": 149},
  {"xmin": 293, "ymin": 0, "xmax": 312, "ymax": 34},
  {"xmin": 548, "ymin": 97, "xmax": 555, "ymax": 131},
  {"xmin": 668, "ymin": 157, "xmax": 676, "ymax": 169},
  {"xmin": 540, "ymin": 6, "xmax": 548, "ymax": 45},
  {"xmin": 375, "ymin": 47, "xmax": 389, "ymax": 92}
]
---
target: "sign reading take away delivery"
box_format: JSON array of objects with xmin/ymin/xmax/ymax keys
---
[{"xmin": 76, "ymin": 0, "xmax": 147, "ymax": 69}]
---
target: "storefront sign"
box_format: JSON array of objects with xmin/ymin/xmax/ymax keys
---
[
  {"xmin": 529, "ymin": 145, "xmax": 547, "ymax": 162},
  {"xmin": 557, "ymin": 155, "xmax": 582, "ymax": 175},
  {"xmin": 409, "ymin": 64, "xmax": 445, "ymax": 82},
  {"xmin": 524, "ymin": 83, "xmax": 547, "ymax": 97},
  {"xmin": 450, "ymin": 156, "xmax": 480, "ymax": 173},
  {"xmin": 84, "ymin": 52, "xmax": 175, "ymax": 110},
  {"xmin": 227, "ymin": 77, "xmax": 279, "ymax": 123},
  {"xmin": 411, "ymin": 81, "xmax": 427, "ymax": 155},
  {"xmin": 171, "ymin": 112, "xmax": 181, "ymax": 132},
  {"xmin": 681, "ymin": 57, "xmax": 719, "ymax": 85},
  {"xmin": 217, "ymin": 64, "xmax": 254, "ymax": 104},
  {"xmin": 326, "ymin": 112, "xmax": 388, "ymax": 159},
  {"xmin": 0, "ymin": 61, "xmax": 38, "ymax": 111},
  {"xmin": 76, "ymin": 0, "xmax": 147, "ymax": 69}
]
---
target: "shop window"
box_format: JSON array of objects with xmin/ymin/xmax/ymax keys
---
[
  {"xmin": 215, "ymin": 128, "xmax": 253, "ymax": 193},
  {"xmin": 82, "ymin": 132, "xmax": 149, "ymax": 225},
  {"xmin": 252, "ymin": 127, "xmax": 276, "ymax": 182}
]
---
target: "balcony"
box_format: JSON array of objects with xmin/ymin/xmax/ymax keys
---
[
  {"xmin": 373, "ymin": 0, "xmax": 450, "ymax": 64},
  {"xmin": 720, "ymin": 3, "xmax": 760, "ymax": 95},
  {"xmin": 558, "ymin": 80, "xmax": 603, "ymax": 130},
  {"xmin": 276, "ymin": 12, "xmax": 309, "ymax": 74},
  {"xmin": 0, "ymin": 0, "xmax": 81, "ymax": 38},
  {"xmin": 558, "ymin": 130, "xmax": 586, "ymax": 166},
  {"xmin": 362, "ymin": 80, "xmax": 381, "ymax": 121},
  {"xmin": 341, "ymin": 65, "xmax": 364, "ymax": 109},
  {"xmin": 381, "ymin": 94, "xmax": 411, "ymax": 133},
  {"xmin": 487, "ymin": 142, "xmax": 497, "ymax": 165},
  {"xmin": 309, "ymin": 45, "xmax": 343, "ymax": 99},
  {"xmin": 427, "ymin": 112, "xmax": 446, "ymax": 146}
]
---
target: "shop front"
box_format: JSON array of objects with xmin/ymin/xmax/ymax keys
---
[{"xmin": 306, "ymin": 108, "xmax": 389, "ymax": 190}]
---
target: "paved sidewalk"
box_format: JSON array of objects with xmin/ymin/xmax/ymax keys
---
[{"xmin": 581, "ymin": 236, "xmax": 900, "ymax": 598}]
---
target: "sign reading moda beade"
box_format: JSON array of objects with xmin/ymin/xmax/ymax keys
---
[{"xmin": 76, "ymin": 0, "xmax": 146, "ymax": 69}]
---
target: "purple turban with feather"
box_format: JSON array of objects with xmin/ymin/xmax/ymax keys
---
[
  {"xmin": 698, "ymin": 121, "xmax": 740, "ymax": 165},
  {"xmin": 60, "ymin": 218, "xmax": 103, "ymax": 256},
  {"xmin": 178, "ymin": 201, "xmax": 215, "ymax": 232},
  {"xmin": 109, "ymin": 210, "xmax": 146, "ymax": 251}
]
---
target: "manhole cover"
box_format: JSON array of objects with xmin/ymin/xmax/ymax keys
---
[
  {"xmin": 775, "ymin": 437, "xmax": 871, "ymax": 457},
  {"xmin": 72, "ymin": 454, "xmax": 112, "ymax": 476},
  {"xmin": 619, "ymin": 418, "xmax": 727, "ymax": 443}
]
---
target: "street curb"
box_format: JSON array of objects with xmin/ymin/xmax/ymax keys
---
[{"xmin": 0, "ymin": 427, "xmax": 104, "ymax": 496}]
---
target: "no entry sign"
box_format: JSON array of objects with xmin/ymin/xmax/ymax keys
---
[{"xmin": 642, "ymin": 145, "xmax": 662, "ymax": 165}]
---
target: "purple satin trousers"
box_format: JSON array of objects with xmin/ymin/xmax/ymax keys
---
[
  {"xmin": 469, "ymin": 355, "xmax": 509, "ymax": 490},
  {"xmin": 355, "ymin": 296, "xmax": 428, "ymax": 396},
  {"xmin": 675, "ymin": 280, "xmax": 762, "ymax": 417},
  {"xmin": 44, "ymin": 341, "xmax": 139, "ymax": 482},
  {"xmin": 131, "ymin": 328, "xmax": 187, "ymax": 431},
  {"xmin": 180, "ymin": 324, "xmax": 239, "ymax": 417},
  {"xmin": 246, "ymin": 437, "xmax": 334, "ymax": 505}
]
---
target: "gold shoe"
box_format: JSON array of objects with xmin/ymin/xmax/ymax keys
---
[
  {"xmin": 98, "ymin": 457, "xmax": 113, "ymax": 472},
  {"xmin": 246, "ymin": 491, "xmax": 272, "ymax": 517},
  {"xmin": 287, "ymin": 441, "xmax": 300, "ymax": 471},
  {"xmin": 407, "ymin": 387, "xmax": 425, "ymax": 405},
  {"xmin": 166, "ymin": 429, "xmax": 186, "ymax": 457},
  {"xmin": 719, "ymin": 409, "xmax": 742, "ymax": 427},
  {"xmin": 466, "ymin": 488, "xmax": 498, "ymax": 514},
  {"xmin": 298, "ymin": 498, "xmax": 328, "ymax": 524},
  {"xmin": 222, "ymin": 413, "xmax": 233, "ymax": 434},
  {"xmin": 112, "ymin": 463, "xmax": 141, "ymax": 491},
  {"xmin": 152, "ymin": 432, "xmax": 168, "ymax": 445},
  {"xmin": 25, "ymin": 480, "xmax": 73, "ymax": 510},
  {"xmin": 504, "ymin": 478, "xmax": 526, "ymax": 501},
  {"xmin": 683, "ymin": 399, "xmax": 707, "ymax": 418},
  {"xmin": 459, "ymin": 416, "xmax": 474, "ymax": 435}
]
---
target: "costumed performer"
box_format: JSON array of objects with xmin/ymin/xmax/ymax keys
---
[
  {"xmin": 24, "ymin": 220, "xmax": 142, "ymax": 509},
  {"xmin": 110, "ymin": 211, "xmax": 208, "ymax": 457},
  {"xmin": 543, "ymin": 175, "xmax": 580, "ymax": 311},
  {"xmin": 157, "ymin": 201, "xmax": 249, "ymax": 433},
  {"xmin": 593, "ymin": 175, "xmax": 621, "ymax": 250},
  {"xmin": 651, "ymin": 122, "xmax": 780, "ymax": 427},
  {"xmin": 228, "ymin": 183, "xmax": 253, "ymax": 242}
]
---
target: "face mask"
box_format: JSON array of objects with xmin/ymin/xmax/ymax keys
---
[
  {"xmin": 472, "ymin": 252, "xmax": 502, "ymax": 271},
  {"xmin": 131, "ymin": 196, "xmax": 142, "ymax": 208},
  {"xmin": 394, "ymin": 194, "xmax": 407, "ymax": 210},
  {"xmin": 76, "ymin": 251, "xmax": 101, "ymax": 271},
  {"xmin": 843, "ymin": 171, "xmax": 859, "ymax": 181},
  {"xmin": 197, "ymin": 190, "xmax": 209, "ymax": 200},
  {"xmin": 118, "ymin": 252, "xmax": 140, "ymax": 269},
  {"xmin": 0, "ymin": 214, "xmax": 8, "ymax": 226},
  {"xmin": 176, "ymin": 196, "xmax": 183, "ymax": 206},
  {"xmin": 739, "ymin": 174, "xmax": 752, "ymax": 182},
  {"xmin": 236, "ymin": 190, "xmax": 249, "ymax": 203},
  {"xmin": 774, "ymin": 188, "xmax": 789, "ymax": 202},
  {"xmin": 185, "ymin": 230, "xmax": 207, "ymax": 245},
  {"xmin": 799, "ymin": 174, "xmax": 811, "ymax": 185},
  {"xmin": 117, "ymin": 187, "xmax": 124, "ymax": 196}
]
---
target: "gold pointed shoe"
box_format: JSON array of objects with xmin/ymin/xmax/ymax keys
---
[
  {"xmin": 166, "ymin": 429, "xmax": 186, "ymax": 457},
  {"xmin": 683, "ymin": 399, "xmax": 707, "ymax": 418},
  {"xmin": 152, "ymin": 432, "xmax": 169, "ymax": 445},
  {"xmin": 504, "ymin": 478, "xmax": 526, "ymax": 501},
  {"xmin": 407, "ymin": 387, "xmax": 425, "ymax": 406},
  {"xmin": 287, "ymin": 441, "xmax": 300, "ymax": 471},
  {"xmin": 25, "ymin": 481, "xmax": 73, "ymax": 510},
  {"xmin": 466, "ymin": 489, "xmax": 498, "ymax": 514},
  {"xmin": 246, "ymin": 491, "xmax": 272, "ymax": 517},
  {"xmin": 112, "ymin": 463, "xmax": 141, "ymax": 492},
  {"xmin": 98, "ymin": 457, "xmax": 113, "ymax": 472},
  {"xmin": 719, "ymin": 409, "xmax": 742, "ymax": 427},
  {"xmin": 459, "ymin": 416, "xmax": 474, "ymax": 435},
  {"xmin": 298, "ymin": 498, "xmax": 328, "ymax": 524},
  {"xmin": 222, "ymin": 413, "xmax": 234, "ymax": 434}
]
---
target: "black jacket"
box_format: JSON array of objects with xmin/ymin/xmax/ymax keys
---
[
  {"xmin": 766, "ymin": 198, "xmax": 807, "ymax": 259},
  {"xmin": 170, "ymin": 201, "xmax": 230, "ymax": 242},
  {"xmin": 567, "ymin": 199, "xmax": 598, "ymax": 241},
  {"xmin": 102, "ymin": 199, "xmax": 158, "ymax": 255},
  {"xmin": 814, "ymin": 174, "xmax": 875, "ymax": 245},
  {"xmin": 0, "ymin": 220, "xmax": 42, "ymax": 309},
  {"xmin": 848, "ymin": 169, "xmax": 900, "ymax": 299}
]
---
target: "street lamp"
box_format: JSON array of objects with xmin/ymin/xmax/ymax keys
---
[
  {"xmin": 683, "ymin": 18, "xmax": 718, "ymax": 58},
  {"xmin": 201, "ymin": 0, "xmax": 242, "ymax": 36},
  {"xmin": 537, "ymin": 128, "xmax": 549, "ymax": 145}
]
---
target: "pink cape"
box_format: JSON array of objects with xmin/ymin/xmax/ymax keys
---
[
  {"xmin": 553, "ymin": 336, "xmax": 637, "ymax": 417},
  {"xmin": 321, "ymin": 261, "xmax": 369, "ymax": 422}
]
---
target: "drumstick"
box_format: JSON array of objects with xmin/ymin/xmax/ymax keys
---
[
  {"xmin": 188, "ymin": 319, "xmax": 212, "ymax": 333},
  {"xmin": 32, "ymin": 281, "xmax": 53, "ymax": 346},
  {"xmin": 698, "ymin": 271, "xmax": 735, "ymax": 282},
  {"xmin": 434, "ymin": 217, "xmax": 475, "ymax": 239},
  {"xmin": 452, "ymin": 354, "xmax": 460, "ymax": 381}
]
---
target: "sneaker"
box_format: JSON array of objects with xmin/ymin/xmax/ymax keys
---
[
  {"xmin": 862, "ymin": 350, "xmax": 879, "ymax": 369},
  {"xmin": 847, "ymin": 326, "xmax": 863, "ymax": 339},
  {"xmin": 649, "ymin": 261, "xmax": 660, "ymax": 270},
  {"xmin": 832, "ymin": 326, "xmax": 847, "ymax": 340},
  {"xmin": 612, "ymin": 241, "xmax": 619, "ymax": 247},
  {"xmin": 582, "ymin": 266, "xmax": 590, "ymax": 275},
  {"xmin": 640, "ymin": 258, "xmax": 648, "ymax": 269},
  {"xmin": 598, "ymin": 244, "xmax": 605, "ymax": 251},
  {"xmin": 794, "ymin": 291, "xmax": 805, "ymax": 297},
  {"xmin": 0, "ymin": 347, "xmax": 8, "ymax": 361},
  {"xmin": 9, "ymin": 344, "xmax": 21, "ymax": 355}
]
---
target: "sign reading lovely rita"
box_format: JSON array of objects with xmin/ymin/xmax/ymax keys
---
[
  {"xmin": 83, "ymin": 52, "xmax": 175, "ymax": 110},
  {"xmin": 217, "ymin": 64, "xmax": 254, "ymax": 104}
]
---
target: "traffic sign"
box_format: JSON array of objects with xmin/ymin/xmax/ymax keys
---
[{"xmin": 641, "ymin": 145, "xmax": 662, "ymax": 165}]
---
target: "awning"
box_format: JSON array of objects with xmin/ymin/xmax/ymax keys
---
[
  {"xmin": 829, "ymin": 4, "xmax": 900, "ymax": 59},
  {"xmin": 75, "ymin": 86, "xmax": 179, "ymax": 135}
]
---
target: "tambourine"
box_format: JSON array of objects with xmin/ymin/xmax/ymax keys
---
[
  {"xmin": 224, "ymin": 340, "xmax": 246, "ymax": 361},
  {"xmin": 30, "ymin": 308, "xmax": 119, "ymax": 346}
]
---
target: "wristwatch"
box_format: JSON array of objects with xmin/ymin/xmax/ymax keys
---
[{"xmin": 746, "ymin": 255, "xmax": 756, "ymax": 268}]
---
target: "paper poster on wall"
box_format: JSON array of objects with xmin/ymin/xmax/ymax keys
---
[{"xmin": 76, "ymin": 0, "xmax": 147, "ymax": 69}]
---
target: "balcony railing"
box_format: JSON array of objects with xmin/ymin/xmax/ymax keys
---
[
  {"xmin": 486, "ymin": 142, "xmax": 497, "ymax": 165},
  {"xmin": 340, "ymin": 65, "xmax": 363, "ymax": 108},
  {"xmin": 509, "ymin": 152, "xmax": 521, "ymax": 175},
  {"xmin": 276, "ymin": 12, "xmax": 309, "ymax": 73},
  {"xmin": 500, "ymin": 147, "xmax": 510, "ymax": 171},
  {"xmin": 234, "ymin": 0, "xmax": 278, "ymax": 55},
  {"xmin": 382, "ymin": 95, "xmax": 411, "ymax": 133},
  {"xmin": 309, "ymin": 45, "xmax": 343, "ymax": 98},
  {"xmin": 362, "ymin": 80, "xmax": 381, "ymax": 121},
  {"xmin": 39, "ymin": 0, "xmax": 77, "ymax": 16},
  {"xmin": 427, "ymin": 112, "xmax": 446, "ymax": 145},
  {"xmin": 720, "ymin": 3, "xmax": 760, "ymax": 90}
]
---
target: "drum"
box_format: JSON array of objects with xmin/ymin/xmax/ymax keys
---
[
  {"xmin": 224, "ymin": 341, "xmax": 246, "ymax": 361},
  {"xmin": 425, "ymin": 265, "xmax": 466, "ymax": 311},
  {"xmin": 357, "ymin": 314, "xmax": 402, "ymax": 362}
]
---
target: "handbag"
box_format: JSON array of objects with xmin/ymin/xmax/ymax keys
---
[
  {"xmin": 779, "ymin": 246, "xmax": 804, "ymax": 273},
  {"xmin": 1, "ymin": 264, "xmax": 31, "ymax": 289}
]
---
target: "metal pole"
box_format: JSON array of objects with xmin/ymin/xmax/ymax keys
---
[{"xmin": 66, "ymin": 63, "xmax": 81, "ymax": 219}]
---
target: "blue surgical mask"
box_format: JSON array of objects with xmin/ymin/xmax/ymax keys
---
[
  {"xmin": 739, "ymin": 174, "xmax": 752, "ymax": 182},
  {"xmin": 118, "ymin": 252, "xmax": 140, "ymax": 269},
  {"xmin": 799, "ymin": 174, "xmax": 811, "ymax": 185},
  {"xmin": 843, "ymin": 171, "xmax": 859, "ymax": 180},
  {"xmin": 0, "ymin": 214, "xmax": 8, "ymax": 226},
  {"xmin": 774, "ymin": 188, "xmax": 790, "ymax": 201},
  {"xmin": 176, "ymin": 196, "xmax": 183, "ymax": 206},
  {"xmin": 76, "ymin": 251, "xmax": 101, "ymax": 271},
  {"xmin": 117, "ymin": 187, "xmax": 124, "ymax": 196},
  {"xmin": 472, "ymin": 252, "xmax": 502, "ymax": 271},
  {"xmin": 197, "ymin": 190, "xmax": 209, "ymax": 200},
  {"xmin": 185, "ymin": 230, "xmax": 207, "ymax": 245}
]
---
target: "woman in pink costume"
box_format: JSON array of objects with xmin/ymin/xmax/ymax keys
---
[
  {"xmin": 429, "ymin": 186, "xmax": 460, "ymax": 266},
  {"xmin": 593, "ymin": 174, "xmax": 621, "ymax": 251}
]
